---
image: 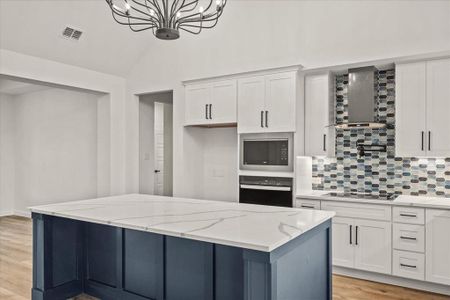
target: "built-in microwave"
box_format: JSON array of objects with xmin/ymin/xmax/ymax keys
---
[{"xmin": 239, "ymin": 133, "xmax": 293, "ymax": 172}]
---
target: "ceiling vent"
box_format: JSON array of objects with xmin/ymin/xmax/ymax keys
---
[{"xmin": 61, "ymin": 26, "xmax": 83, "ymax": 41}]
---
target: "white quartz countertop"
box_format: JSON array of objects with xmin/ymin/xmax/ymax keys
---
[
  {"xmin": 296, "ymin": 190, "xmax": 450, "ymax": 209},
  {"xmin": 29, "ymin": 194, "xmax": 335, "ymax": 252}
]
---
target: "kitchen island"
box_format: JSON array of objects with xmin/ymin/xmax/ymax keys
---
[{"xmin": 30, "ymin": 194, "xmax": 335, "ymax": 300}]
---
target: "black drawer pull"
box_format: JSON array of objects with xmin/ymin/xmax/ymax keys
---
[
  {"xmin": 400, "ymin": 263, "xmax": 417, "ymax": 269},
  {"xmin": 400, "ymin": 236, "xmax": 417, "ymax": 241},
  {"xmin": 399, "ymin": 213, "xmax": 417, "ymax": 218},
  {"xmin": 300, "ymin": 204, "xmax": 315, "ymax": 209}
]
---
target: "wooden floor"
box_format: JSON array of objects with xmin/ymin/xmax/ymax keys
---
[{"xmin": 0, "ymin": 216, "xmax": 449, "ymax": 300}]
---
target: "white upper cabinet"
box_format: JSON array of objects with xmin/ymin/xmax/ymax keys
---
[
  {"xmin": 426, "ymin": 209, "xmax": 450, "ymax": 285},
  {"xmin": 396, "ymin": 58, "xmax": 450, "ymax": 157},
  {"xmin": 395, "ymin": 62, "xmax": 427, "ymax": 157},
  {"xmin": 185, "ymin": 79, "xmax": 237, "ymax": 126},
  {"xmin": 264, "ymin": 72, "xmax": 297, "ymax": 133},
  {"xmin": 185, "ymin": 83, "xmax": 211, "ymax": 126},
  {"xmin": 426, "ymin": 59, "xmax": 450, "ymax": 157},
  {"xmin": 238, "ymin": 71, "xmax": 297, "ymax": 133},
  {"xmin": 304, "ymin": 73, "xmax": 335, "ymax": 157},
  {"xmin": 237, "ymin": 76, "xmax": 266, "ymax": 133}
]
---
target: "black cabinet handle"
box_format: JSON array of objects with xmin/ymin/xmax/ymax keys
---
[
  {"xmin": 261, "ymin": 111, "xmax": 264, "ymax": 127},
  {"xmin": 400, "ymin": 263, "xmax": 417, "ymax": 269},
  {"xmin": 400, "ymin": 236, "xmax": 417, "ymax": 241},
  {"xmin": 323, "ymin": 134, "xmax": 327, "ymax": 152},
  {"xmin": 209, "ymin": 104, "xmax": 212, "ymax": 119},
  {"xmin": 205, "ymin": 104, "xmax": 209, "ymax": 119},
  {"xmin": 421, "ymin": 131, "xmax": 424, "ymax": 151},
  {"xmin": 349, "ymin": 225, "xmax": 352, "ymax": 245},
  {"xmin": 300, "ymin": 204, "xmax": 315, "ymax": 209},
  {"xmin": 399, "ymin": 213, "xmax": 417, "ymax": 218},
  {"xmin": 355, "ymin": 226, "xmax": 359, "ymax": 245},
  {"xmin": 428, "ymin": 131, "xmax": 431, "ymax": 151},
  {"xmin": 265, "ymin": 111, "xmax": 268, "ymax": 127}
]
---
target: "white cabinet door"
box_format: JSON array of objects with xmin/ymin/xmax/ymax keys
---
[
  {"xmin": 237, "ymin": 76, "xmax": 266, "ymax": 133},
  {"xmin": 305, "ymin": 73, "xmax": 335, "ymax": 156},
  {"xmin": 332, "ymin": 217, "xmax": 355, "ymax": 268},
  {"xmin": 426, "ymin": 59, "xmax": 450, "ymax": 157},
  {"xmin": 426, "ymin": 209, "xmax": 450, "ymax": 285},
  {"xmin": 354, "ymin": 219, "xmax": 392, "ymax": 274},
  {"xmin": 264, "ymin": 72, "xmax": 296, "ymax": 133},
  {"xmin": 395, "ymin": 62, "xmax": 427, "ymax": 157},
  {"xmin": 185, "ymin": 83, "xmax": 211, "ymax": 125},
  {"xmin": 210, "ymin": 79, "xmax": 237, "ymax": 124}
]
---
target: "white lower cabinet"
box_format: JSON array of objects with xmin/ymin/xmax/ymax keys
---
[
  {"xmin": 332, "ymin": 217, "xmax": 392, "ymax": 274},
  {"xmin": 426, "ymin": 209, "xmax": 450, "ymax": 285},
  {"xmin": 393, "ymin": 250, "xmax": 425, "ymax": 281},
  {"xmin": 332, "ymin": 217, "xmax": 355, "ymax": 268}
]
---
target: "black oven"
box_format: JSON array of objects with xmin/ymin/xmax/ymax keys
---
[
  {"xmin": 240, "ymin": 133, "xmax": 293, "ymax": 172},
  {"xmin": 239, "ymin": 176, "xmax": 293, "ymax": 208}
]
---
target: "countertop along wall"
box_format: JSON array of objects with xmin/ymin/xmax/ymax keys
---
[{"xmin": 125, "ymin": 1, "xmax": 450, "ymax": 199}]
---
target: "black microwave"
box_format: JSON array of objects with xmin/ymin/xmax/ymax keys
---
[{"xmin": 240, "ymin": 133, "xmax": 293, "ymax": 172}]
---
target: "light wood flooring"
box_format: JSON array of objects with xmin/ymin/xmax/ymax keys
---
[{"xmin": 1, "ymin": 216, "xmax": 449, "ymax": 300}]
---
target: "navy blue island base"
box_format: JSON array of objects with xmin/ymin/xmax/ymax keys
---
[{"xmin": 32, "ymin": 213, "xmax": 332, "ymax": 300}]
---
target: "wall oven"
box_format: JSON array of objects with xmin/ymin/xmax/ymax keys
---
[
  {"xmin": 239, "ymin": 176, "xmax": 293, "ymax": 207},
  {"xmin": 239, "ymin": 133, "xmax": 293, "ymax": 172}
]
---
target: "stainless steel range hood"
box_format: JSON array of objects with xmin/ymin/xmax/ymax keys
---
[{"xmin": 335, "ymin": 66, "xmax": 386, "ymax": 129}]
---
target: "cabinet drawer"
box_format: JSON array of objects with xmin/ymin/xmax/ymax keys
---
[
  {"xmin": 393, "ymin": 207, "xmax": 425, "ymax": 224},
  {"xmin": 321, "ymin": 201, "xmax": 391, "ymax": 221},
  {"xmin": 393, "ymin": 223, "xmax": 425, "ymax": 253},
  {"xmin": 295, "ymin": 199, "xmax": 320, "ymax": 210},
  {"xmin": 393, "ymin": 250, "xmax": 425, "ymax": 281}
]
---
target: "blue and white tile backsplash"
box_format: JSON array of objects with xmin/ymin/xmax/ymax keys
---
[{"xmin": 312, "ymin": 69, "xmax": 450, "ymax": 197}]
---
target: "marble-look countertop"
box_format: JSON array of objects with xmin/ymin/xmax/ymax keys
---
[
  {"xmin": 296, "ymin": 190, "xmax": 450, "ymax": 209},
  {"xmin": 29, "ymin": 194, "xmax": 335, "ymax": 252}
]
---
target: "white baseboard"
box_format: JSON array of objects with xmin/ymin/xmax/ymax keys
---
[
  {"xmin": 334, "ymin": 266, "xmax": 450, "ymax": 296},
  {"xmin": 13, "ymin": 209, "xmax": 31, "ymax": 218},
  {"xmin": 0, "ymin": 210, "xmax": 14, "ymax": 217}
]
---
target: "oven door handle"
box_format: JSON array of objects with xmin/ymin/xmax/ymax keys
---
[{"xmin": 240, "ymin": 184, "xmax": 291, "ymax": 192}]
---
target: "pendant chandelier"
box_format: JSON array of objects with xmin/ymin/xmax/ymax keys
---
[{"xmin": 106, "ymin": 0, "xmax": 227, "ymax": 40}]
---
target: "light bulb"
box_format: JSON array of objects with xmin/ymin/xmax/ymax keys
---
[
  {"xmin": 199, "ymin": 6, "xmax": 204, "ymax": 14},
  {"xmin": 149, "ymin": 9, "xmax": 155, "ymax": 16},
  {"xmin": 216, "ymin": 0, "xmax": 221, "ymax": 5},
  {"xmin": 124, "ymin": 2, "xmax": 131, "ymax": 10},
  {"xmin": 176, "ymin": 11, "xmax": 181, "ymax": 18}
]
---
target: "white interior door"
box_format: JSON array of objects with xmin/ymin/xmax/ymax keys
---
[{"xmin": 154, "ymin": 103, "xmax": 164, "ymax": 195}]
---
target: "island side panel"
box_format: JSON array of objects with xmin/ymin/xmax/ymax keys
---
[
  {"xmin": 243, "ymin": 220, "xmax": 332, "ymax": 300},
  {"xmin": 32, "ymin": 213, "xmax": 83, "ymax": 300}
]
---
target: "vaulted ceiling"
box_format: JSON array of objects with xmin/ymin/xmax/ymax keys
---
[{"xmin": 0, "ymin": 0, "xmax": 155, "ymax": 76}]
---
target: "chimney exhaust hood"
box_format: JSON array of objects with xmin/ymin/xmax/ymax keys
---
[{"xmin": 335, "ymin": 66, "xmax": 386, "ymax": 129}]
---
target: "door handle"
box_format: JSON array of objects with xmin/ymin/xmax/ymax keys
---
[
  {"xmin": 265, "ymin": 111, "xmax": 268, "ymax": 128},
  {"xmin": 349, "ymin": 225, "xmax": 352, "ymax": 245},
  {"xmin": 209, "ymin": 104, "xmax": 212, "ymax": 119},
  {"xmin": 355, "ymin": 226, "xmax": 359, "ymax": 245},
  {"xmin": 300, "ymin": 204, "xmax": 315, "ymax": 209},
  {"xmin": 421, "ymin": 131, "xmax": 424, "ymax": 151},
  {"xmin": 154, "ymin": 170, "xmax": 161, "ymax": 173},
  {"xmin": 205, "ymin": 104, "xmax": 209, "ymax": 119},
  {"xmin": 261, "ymin": 111, "xmax": 264, "ymax": 127},
  {"xmin": 323, "ymin": 134, "xmax": 327, "ymax": 152},
  {"xmin": 428, "ymin": 131, "xmax": 431, "ymax": 151}
]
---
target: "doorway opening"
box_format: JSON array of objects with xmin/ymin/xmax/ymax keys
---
[{"xmin": 139, "ymin": 91, "xmax": 173, "ymax": 196}]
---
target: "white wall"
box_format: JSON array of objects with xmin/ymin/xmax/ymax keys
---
[
  {"xmin": 9, "ymin": 88, "xmax": 99, "ymax": 213},
  {"xmin": 125, "ymin": 0, "xmax": 450, "ymax": 198},
  {"xmin": 0, "ymin": 49, "xmax": 127, "ymax": 196},
  {"xmin": 0, "ymin": 93, "xmax": 15, "ymax": 215}
]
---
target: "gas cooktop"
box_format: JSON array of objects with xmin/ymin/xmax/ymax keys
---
[{"xmin": 324, "ymin": 192, "xmax": 397, "ymax": 201}]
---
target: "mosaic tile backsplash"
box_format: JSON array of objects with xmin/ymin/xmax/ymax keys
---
[{"xmin": 312, "ymin": 69, "xmax": 450, "ymax": 197}]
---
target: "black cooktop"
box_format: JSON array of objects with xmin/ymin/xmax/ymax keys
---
[{"xmin": 324, "ymin": 192, "xmax": 397, "ymax": 201}]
